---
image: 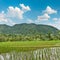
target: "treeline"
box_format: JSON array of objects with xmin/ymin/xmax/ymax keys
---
[{"xmin": 0, "ymin": 33, "xmax": 60, "ymax": 42}]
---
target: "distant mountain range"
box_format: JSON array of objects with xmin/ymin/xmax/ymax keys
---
[{"xmin": 0, "ymin": 23, "xmax": 59, "ymax": 35}]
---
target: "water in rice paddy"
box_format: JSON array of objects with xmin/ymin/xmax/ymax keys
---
[{"xmin": 0, "ymin": 47, "xmax": 60, "ymax": 60}]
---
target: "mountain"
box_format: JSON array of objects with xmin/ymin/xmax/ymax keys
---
[{"xmin": 0, "ymin": 23, "xmax": 59, "ymax": 35}]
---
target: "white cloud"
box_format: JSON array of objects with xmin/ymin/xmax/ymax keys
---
[
  {"xmin": 52, "ymin": 18, "xmax": 58, "ymax": 21},
  {"xmin": 27, "ymin": 19, "xmax": 33, "ymax": 23},
  {"xmin": 0, "ymin": 12, "xmax": 16, "ymax": 25},
  {"xmin": 20, "ymin": 4, "xmax": 31, "ymax": 11},
  {"xmin": 0, "ymin": 4, "xmax": 31, "ymax": 25},
  {"xmin": 6, "ymin": 19, "xmax": 16, "ymax": 26},
  {"xmin": 7, "ymin": 6, "xmax": 24, "ymax": 19},
  {"xmin": 47, "ymin": 23, "xmax": 60, "ymax": 30},
  {"xmin": 7, "ymin": 4, "xmax": 30, "ymax": 20},
  {"xmin": 36, "ymin": 6, "xmax": 57, "ymax": 22},
  {"xmin": 35, "ymin": 6, "xmax": 59, "ymax": 29},
  {"xmin": 42, "ymin": 17, "xmax": 60, "ymax": 30},
  {"xmin": 38, "ymin": 13, "xmax": 50, "ymax": 21},
  {"xmin": 52, "ymin": 18, "xmax": 60, "ymax": 21},
  {"xmin": 0, "ymin": 11, "xmax": 8, "ymax": 22},
  {"xmin": 44, "ymin": 6, "xmax": 57, "ymax": 14}
]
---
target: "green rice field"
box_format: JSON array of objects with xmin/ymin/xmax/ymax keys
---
[{"xmin": 0, "ymin": 40, "xmax": 60, "ymax": 53}]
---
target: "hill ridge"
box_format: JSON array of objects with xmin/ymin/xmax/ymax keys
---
[{"xmin": 0, "ymin": 23, "xmax": 59, "ymax": 35}]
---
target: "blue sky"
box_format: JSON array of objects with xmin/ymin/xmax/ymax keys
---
[{"xmin": 0, "ymin": 0, "xmax": 60, "ymax": 29}]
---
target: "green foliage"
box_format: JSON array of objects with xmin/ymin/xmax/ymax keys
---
[
  {"xmin": 0, "ymin": 23, "xmax": 59, "ymax": 35},
  {"xmin": 0, "ymin": 33, "xmax": 59, "ymax": 41},
  {"xmin": 0, "ymin": 23, "xmax": 59, "ymax": 41}
]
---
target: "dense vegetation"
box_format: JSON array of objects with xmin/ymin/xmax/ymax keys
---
[
  {"xmin": 0, "ymin": 23, "xmax": 59, "ymax": 34},
  {"xmin": 0, "ymin": 23, "xmax": 59, "ymax": 41},
  {"xmin": 0, "ymin": 33, "xmax": 60, "ymax": 42},
  {"xmin": 0, "ymin": 24, "xmax": 60, "ymax": 53}
]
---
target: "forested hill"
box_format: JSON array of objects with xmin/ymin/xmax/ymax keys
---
[{"xmin": 0, "ymin": 23, "xmax": 59, "ymax": 35}]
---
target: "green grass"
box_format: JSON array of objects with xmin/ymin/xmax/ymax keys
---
[{"xmin": 0, "ymin": 40, "xmax": 60, "ymax": 53}]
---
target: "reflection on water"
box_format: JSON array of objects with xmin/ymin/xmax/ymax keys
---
[{"xmin": 0, "ymin": 47, "xmax": 60, "ymax": 60}]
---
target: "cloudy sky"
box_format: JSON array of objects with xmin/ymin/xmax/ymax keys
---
[{"xmin": 0, "ymin": 0, "xmax": 60, "ymax": 29}]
